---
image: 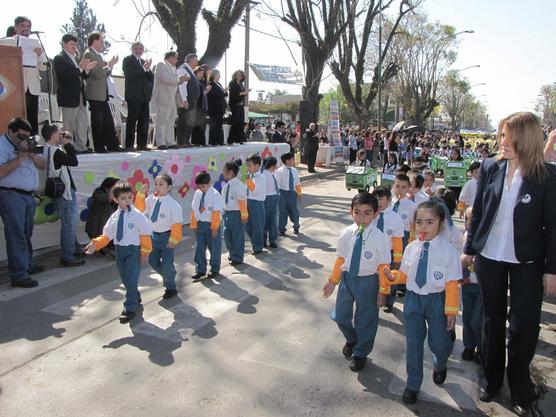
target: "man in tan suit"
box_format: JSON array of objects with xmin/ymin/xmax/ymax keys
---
[
  {"xmin": 82, "ymin": 31, "xmax": 123, "ymax": 153},
  {"xmin": 151, "ymin": 51, "xmax": 188, "ymax": 149},
  {"xmin": 0, "ymin": 16, "xmax": 47, "ymax": 135}
]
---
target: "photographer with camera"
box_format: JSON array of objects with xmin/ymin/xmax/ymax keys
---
[
  {"xmin": 42, "ymin": 122, "xmax": 85, "ymax": 268},
  {"xmin": 0, "ymin": 117, "xmax": 46, "ymax": 288}
]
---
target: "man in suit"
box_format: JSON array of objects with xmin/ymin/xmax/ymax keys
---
[
  {"xmin": 0, "ymin": 16, "xmax": 47, "ymax": 135},
  {"xmin": 53, "ymin": 34, "xmax": 96, "ymax": 153},
  {"xmin": 82, "ymin": 31, "xmax": 124, "ymax": 153},
  {"xmin": 151, "ymin": 51, "xmax": 188, "ymax": 149},
  {"xmin": 176, "ymin": 53, "xmax": 199, "ymax": 147},
  {"xmin": 122, "ymin": 42, "xmax": 154, "ymax": 151}
]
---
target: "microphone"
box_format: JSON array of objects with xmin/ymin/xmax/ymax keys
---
[{"xmin": 30, "ymin": 31, "xmax": 44, "ymax": 34}]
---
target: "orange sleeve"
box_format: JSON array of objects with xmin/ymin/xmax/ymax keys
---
[
  {"xmin": 392, "ymin": 237, "xmax": 403, "ymax": 263},
  {"xmin": 140, "ymin": 235, "xmax": 152, "ymax": 254},
  {"xmin": 211, "ymin": 210, "xmax": 221, "ymax": 230},
  {"xmin": 135, "ymin": 192, "xmax": 146, "ymax": 213},
  {"xmin": 295, "ymin": 184, "xmax": 302, "ymax": 195},
  {"xmin": 408, "ymin": 224, "xmax": 415, "ymax": 243},
  {"xmin": 238, "ymin": 199, "xmax": 248, "ymax": 220},
  {"xmin": 170, "ymin": 223, "xmax": 183, "ymax": 245},
  {"xmin": 445, "ymin": 280, "xmax": 460, "ymax": 316},
  {"xmin": 328, "ymin": 256, "xmax": 345, "ymax": 285},
  {"xmin": 92, "ymin": 235, "xmax": 111, "ymax": 251},
  {"xmin": 246, "ymin": 178, "xmax": 255, "ymax": 192},
  {"xmin": 378, "ymin": 268, "xmax": 407, "ymax": 294},
  {"xmin": 190, "ymin": 211, "xmax": 198, "ymax": 230}
]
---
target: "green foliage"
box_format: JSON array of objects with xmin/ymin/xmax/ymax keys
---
[
  {"xmin": 61, "ymin": 0, "xmax": 110, "ymax": 55},
  {"xmin": 535, "ymin": 83, "xmax": 556, "ymax": 126},
  {"xmin": 249, "ymin": 101, "xmax": 299, "ymax": 120}
]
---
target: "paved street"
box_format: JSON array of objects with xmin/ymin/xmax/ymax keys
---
[{"xmin": 0, "ymin": 172, "xmax": 555, "ymax": 417}]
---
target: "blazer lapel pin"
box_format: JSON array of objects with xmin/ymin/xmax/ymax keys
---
[{"xmin": 521, "ymin": 194, "xmax": 531, "ymax": 204}]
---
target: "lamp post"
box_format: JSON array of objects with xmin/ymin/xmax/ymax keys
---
[
  {"xmin": 377, "ymin": 0, "xmax": 383, "ymax": 130},
  {"xmin": 453, "ymin": 64, "xmax": 480, "ymax": 72},
  {"xmin": 470, "ymin": 82, "xmax": 486, "ymax": 88}
]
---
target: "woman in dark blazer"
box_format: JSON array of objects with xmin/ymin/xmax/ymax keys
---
[
  {"xmin": 228, "ymin": 70, "xmax": 249, "ymax": 145},
  {"xmin": 207, "ymin": 69, "xmax": 228, "ymax": 146},
  {"xmin": 191, "ymin": 66, "xmax": 210, "ymax": 146},
  {"xmin": 462, "ymin": 112, "xmax": 556, "ymax": 416}
]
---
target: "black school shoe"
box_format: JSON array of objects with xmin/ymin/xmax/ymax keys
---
[
  {"xmin": 11, "ymin": 278, "xmax": 39, "ymax": 288},
  {"xmin": 402, "ymin": 388, "xmax": 418, "ymax": 404},
  {"xmin": 230, "ymin": 260, "xmax": 243, "ymax": 266},
  {"xmin": 433, "ymin": 368, "xmax": 447, "ymax": 385},
  {"xmin": 207, "ymin": 271, "xmax": 219, "ymax": 279},
  {"xmin": 461, "ymin": 348, "xmax": 475, "ymax": 361},
  {"xmin": 60, "ymin": 258, "xmax": 85, "ymax": 267},
  {"xmin": 192, "ymin": 272, "xmax": 206, "ymax": 280},
  {"xmin": 119, "ymin": 310, "xmax": 136, "ymax": 323},
  {"xmin": 349, "ymin": 356, "xmax": 366, "ymax": 371},
  {"xmin": 293, "ymin": 229, "xmax": 300, "ymax": 235},
  {"xmin": 162, "ymin": 289, "xmax": 178, "ymax": 299},
  {"xmin": 269, "ymin": 243, "xmax": 278, "ymax": 248},
  {"xmin": 342, "ymin": 342, "xmax": 355, "ymax": 358},
  {"xmin": 383, "ymin": 304, "xmax": 394, "ymax": 313},
  {"xmin": 479, "ymin": 387, "xmax": 501, "ymax": 403}
]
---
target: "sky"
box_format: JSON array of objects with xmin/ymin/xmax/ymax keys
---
[{"xmin": 2, "ymin": 0, "xmax": 556, "ymax": 126}]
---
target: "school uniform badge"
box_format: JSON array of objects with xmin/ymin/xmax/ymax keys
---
[
  {"xmin": 128, "ymin": 223, "xmax": 135, "ymax": 229},
  {"xmin": 387, "ymin": 229, "xmax": 393, "ymax": 235},
  {"xmin": 521, "ymin": 194, "xmax": 531, "ymax": 204},
  {"xmin": 433, "ymin": 271, "xmax": 443, "ymax": 280},
  {"xmin": 160, "ymin": 213, "xmax": 166, "ymax": 219},
  {"xmin": 402, "ymin": 214, "xmax": 408, "ymax": 219},
  {"xmin": 364, "ymin": 250, "xmax": 373, "ymax": 259}
]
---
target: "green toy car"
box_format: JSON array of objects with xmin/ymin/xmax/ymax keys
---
[
  {"xmin": 444, "ymin": 161, "xmax": 468, "ymax": 188},
  {"xmin": 345, "ymin": 165, "xmax": 378, "ymax": 192},
  {"xmin": 430, "ymin": 156, "xmax": 448, "ymax": 175}
]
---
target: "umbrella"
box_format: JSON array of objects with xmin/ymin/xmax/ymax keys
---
[{"xmin": 392, "ymin": 121, "xmax": 405, "ymax": 132}]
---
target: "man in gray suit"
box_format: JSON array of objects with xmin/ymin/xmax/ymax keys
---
[
  {"xmin": 176, "ymin": 53, "xmax": 200, "ymax": 147},
  {"xmin": 82, "ymin": 32, "xmax": 124, "ymax": 153},
  {"xmin": 151, "ymin": 51, "xmax": 188, "ymax": 149}
]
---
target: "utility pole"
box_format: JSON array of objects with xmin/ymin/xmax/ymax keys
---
[
  {"xmin": 244, "ymin": 2, "xmax": 251, "ymax": 114},
  {"xmin": 377, "ymin": 0, "xmax": 382, "ymax": 130}
]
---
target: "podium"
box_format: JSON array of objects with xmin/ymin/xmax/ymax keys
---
[{"xmin": 0, "ymin": 45, "xmax": 25, "ymax": 132}]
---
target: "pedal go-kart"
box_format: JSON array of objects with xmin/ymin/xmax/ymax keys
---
[
  {"xmin": 444, "ymin": 161, "xmax": 468, "ymax": 188},
  {"xmin": 345, "ymin": 165, "xmax": 378, "ymax": 192}
]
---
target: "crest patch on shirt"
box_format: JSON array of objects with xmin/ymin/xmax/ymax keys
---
[
  {"xmin": 160, "ymin": 213, "xmax": 166, "ymax": 219},
  {"xmin": 387, "ymin": 229, "xmax": 393, "ymax": 235},
  {"xmin": 128, "ymin": 223, "xmax": 135, "ymax": 229},
  {"xmin": 208, "ymin": 206, "xmax": 213, "ymax": 211},
  {"xmin": 364, "ymin": 250, "xmax": 373, "ymax": 259},
  {"xmin": 402, "ymin": 214, "xmax": 408, "ymax": 219},
  {"xmin": 433, "ymin": 271, "xmax": 443, "ymax": 280},
  {"xmin": 521, "ymin": 194, "xmax": 531, "ymax": 204}
]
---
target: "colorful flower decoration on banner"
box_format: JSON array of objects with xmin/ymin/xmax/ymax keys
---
[
  {"xmin": 178, "ymin": 181, "xmax": 190, "ymax": 198},
  {"xmin": 164, "ymin": 154, "xmax": 185, "ymax": 182},
  {"xmin": 219, "ymin": 152, "xmax": 226, "ymax": 162},
  {"xmin": 191, "ymin": 164, "xmax": 207, "ymax": 189},
  {"xmin": 207, "ymin": 156, "xmax": 219, "ymax": 172},
  {"xmin": 148, "ymin": 159, "xmax": 163, "ymax": 180},
  {"xmin": 83, "ymin": 171, "xmax": 95, "ymax": 185},
  {"xmin": 213, "ymin": 173, "xmax": 226, "ymax": 193},
  {"xmin": 274, "ymin": 145, "xmax": 279, "ymax": 153},
  {"xmin": 184, "ymin": 154, "xmax": 192, "ymax": 165},
  {"xmin": 240, "ymin": 163, "xmax": 247, "ymax": 182},
  {"xmin": 79, "ymin": 197, "xmax": 93, "ymax": 222},
  {"xmin": 107, "ymin": 170, "xmax": 120, "ymax": 180},
  {"xmin": 261, "ymin": 146, "xmax": 272, "ymax": 159},
  {"xmin": 127, "ymin": 169, "xmax": 149, "ymax": 194},
  {"xmin": 121, "ymin": 161, "xmax": 129, "ymax": 171}
]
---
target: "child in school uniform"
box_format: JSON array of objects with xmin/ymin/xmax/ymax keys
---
[
  {"xmin": 276, "ymin": 152, "xmax": 302, "ymax": 236},
  {"xmin": 378, "ymin": 199, "xmax": 461, "ymax": 404},
  {"xmin": 434, "ymin": 189, "xmax": 464, "ymax": 254},
  {"xmin": 460, "ymin": 207, "xmax": 482, "ymax": 363},
  {"xmin": 323, "ymin": 192, "xmax": 391, "ymax": 371},
  {"xmin": 371, "ymin": 186, "xmax": 405, "ymax": 313},
  {"xmin": 354, "ymin": 149, "xmax": 372, "ymax": 167},
  {"xmin": 423, "ymin": 170, "xmax": 438, "ymax": 197},
  {"xmin": 135, "ymin": 174, "xmax": 183, "ymax": 300},
  {"xmin": 262, "ymin": 156, "xmax": 280, "ymax": 248},
  {"xmin": 85, "ymin": 182, "xmax": 153, "ymax": 323},
  {"xmin": 384, "ymin": 152, "xmax": 399, "ymax": 174},
  {"xmin": 408, "ymin": 170, "xmax": 429, "ymax": 205},
  {"xmin": 245, "ymin": 153, "xmax": 267, "ymax": 255},
  {"xmin": 190, "ymin": 171, "xmax": 224, "ymax": 280},
  {"xmin": 457, "ymin": 161, "xmax": 481, "ymax": 218},
  {"xmin": 222, "ymin": 159, "xmax": 248, "ymax": 266},
  {"xmin": 387, "ymin": 173, "xmax": 417, "ymax": 305}
]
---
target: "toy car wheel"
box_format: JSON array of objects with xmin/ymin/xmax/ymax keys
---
[
  {"xmin": 347, "ymin": 188, "xmax": 351, "ymax": 191},
  {"xmin": 373, "ymin": 181, "xmax": 378, "ymax": 188},
  {"xmin": 365, "ymin": 186, "xmax": 370, "ymax": 192}
]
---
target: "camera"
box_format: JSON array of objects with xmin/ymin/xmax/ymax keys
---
[{"xmin": 16, "ymin": 133, "xmax": 43, "ymax": 154}]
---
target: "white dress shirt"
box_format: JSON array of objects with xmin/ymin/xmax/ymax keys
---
[
  {"xmin": 459, "ymin": 178, "xmax": 478, "ymax": 207},
  {"xmin": 481, "ymin": 166, "xmax": 522, "ymax": 263},
  {"xmin": 246, "ymin": 171, "xmax": 267, "ymax": 201},
  {"xmin": 373, "ymin": 208, "xmax": 405, "ymax": 249},
  {"xmin": 275, "ymin": 166, "xmax": 301, "ymax": 191},
  {"xmin": 143, "ymin": 194, "xmax": 183, "ymax": 233},
  {"xmin": 391, "ymin": 197, "xmax": 417, "ymax": 231},
  {"xmin": 337, "ymin": 223, "xmax": 391, "ymax": 276},
  {"xmin": 440, "ymin": 223, "xmax": 464, "ymax": 254},
  {"xmin": 400, "ymin": 235, "xmax": 462, "ymax": 295},
  {"xmin": 177, "ymin": 63, "xmax": 193, "ymax": 100},
  {"xmin": 191, "ymin": 186, "xmax": 225, "ymax": 222},
  {"xmin": 263, "ymin": 170, "xmax": 279, "ymax": 196},
  {"xmin": 222, "ymin": 177, "xmax": 247, "ymax": 211},
  {"xmin": 412, "ymin": 190, "xmax": 429, "ymax": 206},
  {"xmin": 102, "ymin": 206, "xmax": 152, "ymax": 246}
]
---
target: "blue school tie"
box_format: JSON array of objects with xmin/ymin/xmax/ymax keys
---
[
  {"xmin": 377, "ymin": 212, "xmax": 384, "ymax": 232},
  {"xmin": 273, "ymin": 175, "xmax": 279, "ymax": 194},
  {"xmin": 151, "ymin": 199, "xmax": 161, "ymax": 222},
  {"xmin": 393, "ymin": 200, "xmax": 400, "ymax": 213},
  {"xmin": 116, "ymin": 210, "xmax": 125, "ymax": 241},
  {"xmin": 199, "ymin": 192, "xmax": 206, "ymax": 212},
  {"xmin": 415, "ymin": 241, "xmax": 430, "ymax": 288},
  {"xmin": 225, "ymin": 184, "xmax": 230, "ymax": 204},
  {"xmin": 348, "ymin": 228, "xmax": 364, "ymax": 279},
  {"xmin": 288, "ymin": 168, "xmax": 294, "ymax": 190}
]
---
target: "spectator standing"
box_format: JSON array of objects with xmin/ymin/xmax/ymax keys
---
[
  {"xmin": 0, "ymin": 118, "xmax": 46, "ymax": 288},
  {"xmin": 53, "ymin": 34, "xmax": 96, "ymax": 153},
  {"xmin": 177, "ymin": 53, "xmax": 200, "ymax": 147},
  {"xmin": 191, "ymin": 66, "xmax": 210, "ymax": 146},
  {"xmin": 207, "ymin": 69, "xmax": 228, "ymax": 146},
  {"xmin": 122, "ymin": 42, "xmax": 154, "ymax": 151},
  {"xmin": 85, "ymin": 176, "xmax": 118, "ymax": 255},
  {"xmin": 228, "ymin": 70, "xmax": 249, "ymax": 145},
  {"xmin": 249, "ymin": 122, "xmax": 265, "ymax": 142},
  {"xmin": 304, "ymin": 123, "xmax": 319, "ymax": 173}
]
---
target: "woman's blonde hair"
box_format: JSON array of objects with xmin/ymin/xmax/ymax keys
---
[{"xmin": 497, "ymin": 112, "xmax": 547, "ymax": 183}]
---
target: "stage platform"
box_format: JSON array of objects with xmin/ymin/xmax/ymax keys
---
[{"xmin": 0, "ymin": 142, "xmax": 289, "ymax": 262}]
